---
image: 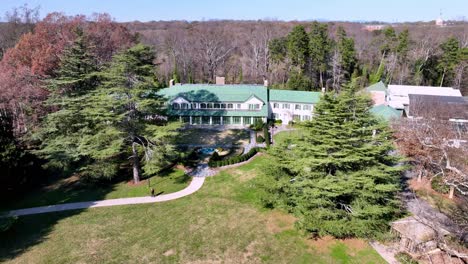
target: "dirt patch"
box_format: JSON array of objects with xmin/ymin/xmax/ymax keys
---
[
  {"xmin": 265, "ymin": 211, "xmax": 296, "ymax": 234},
  {"xmin": 307, "ymin": 236, "xmax": 336, "ymax": 253},
  {"xmin": 163, "ymin": 249, "xmax": 175, "ymax": 257},
  {"xmin": 44, "ymin": 175, "xmax": 81, "ymax": 191},
  {"xmin": 306, "ymin": 236, "xmax": 368, "ymax": 254}
]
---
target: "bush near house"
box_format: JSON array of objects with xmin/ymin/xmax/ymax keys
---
[
  {"xmin": 256, "ymin": 135, "xmax": 265, "ymax": 143},
  {"xmin": 208, "ymin": 147, "xmax": 260, "ymax": 167}
]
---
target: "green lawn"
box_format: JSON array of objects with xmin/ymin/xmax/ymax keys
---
[
  {"xmin": 0, "ymin": 155, "xmax": 385, "ymax": 263},
  {"xmin": 1, "ymin": 168, "xmax": 190, "ymax": 211}
]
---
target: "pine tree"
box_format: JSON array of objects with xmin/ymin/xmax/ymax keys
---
[
  {"xmin": 287, "ymin": 25, "xmax": 310, "ymax": 71},
  {"xmin": 336, "ymin": 27, "xmax": 357, "ymax": 80},
  {"xmin": 259, "ymin": 84, "xmax": 402, "ymax": 238},
  {"xmin": 438, "ymin": 37, "xmax": 461, "ymax": 86},
  {"xmin": 37, "ymin": 28, "xmax": 99, "ymax": 171},
  {"xmin": 309, "ymin": 22, "xmax": 331, "ymax": 88},
  {"xmin": 81, "ymin": 44, "xmax": 176, "ymax": 183}
]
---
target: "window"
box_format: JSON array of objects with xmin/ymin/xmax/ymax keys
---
[
  {"xmin": 212, "ymin": 116, "xmax": 221, "ymax": 125},
  {"xmin": 248, "ymin": 104, "xmax": 260, "ymax": 110},
  {"xmin": 200, "ymin": 103, "xmax": 207, "ymax": 109},
  {"xmin": 243, "ymin": 116, "xmax": 252, "ymax": 125},
  {"xmin": 295, "ymin": 104, "xmax": 301, "ymax": 110},
  {"xmin": 273, "ymin": 113, "xmax": 280, "ymax": 119},
  {"xmin": 220, "ymin": 103, "xmax": 226, "ymax": 109},
  {"xmin": 191, "ymin": 103, "xmax": 197, "ymax": 109},
  {"xmin": 303, "ymin": 104, "xmax": 311, "ymax": 111},
  {"xmin": 202, "ymin": 116, "xmax": 210, "ymax": 125},
  {"xmin": 181, "ymin": 116, "xmax": 190, "ymax": 123},
  {"xmin": 192, "ymin": 116, "xmax": 201, "ymax": 125},
  {"xmin": 172, "ymin": 103, "xmax": 180, "ymax": 109},
  {"xmin": 227, "ymin": 103, "xmax": 233, "ymax": 109},
  {"xmin": 232, "ymin": 116, "xmax": 241, "ymax": 124},
  {"xmin": 302, "ymin": 115, "xmax": 311, "ymax": 121},
  {"xmin": 207, "ymin": 103, "xmax": 213, "ymax": 109},
  {"xmin": 253, "ymin": 117, "xmax": 262, "ymax": 124},
  {"xmin": 273, "ymin": 103, "xmax": 279, "ymax": 109},
  {"xmin": 223, "ymin": 116, "xmax": 231, "ymax": 125},
  {"xmin": 237, "ymin": 104, "xmax": 242, "ymax": 109},
  {"xmin": 214, "ymin": 103, "xmax": 220, "ymax": 109},
  {"xmin": 293, "ymin": 115, "xmax": 301, "ymax": 121},
  {"xmin": 181, "ymin": 103, "xmax": 189, "ymax": 109},
  {"xmin": 282, "ymin": 103, "xmax": 290, "ymax": 109}
]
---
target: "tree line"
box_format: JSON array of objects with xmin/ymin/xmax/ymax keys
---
[{"xmin": 126, "ymin": 20, "xmax": 467, "ymax": 94}]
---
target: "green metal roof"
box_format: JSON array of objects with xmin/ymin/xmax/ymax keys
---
[
  {"xmin": 158, "ymin": 84, "xmax": 268, "ymax": 103},
  {"xmin": 269, "ymin": 89, "xmax": 321, "ymax": 104},
  {"xmin": 370, "ymin": 104, "xmax": 402, "ymax": 120},
  {"xmin": 365, "ymin": 81, "xmax": 387, "ymax": 93}
]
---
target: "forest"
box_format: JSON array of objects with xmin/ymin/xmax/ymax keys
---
[{"xmin": 125, "ymin": 19, "xmax": 467, "ymax": 94}]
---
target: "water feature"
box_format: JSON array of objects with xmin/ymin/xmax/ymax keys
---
[{"xmin": 197, "ymin": 148, "xmax": 216, "ymax": 155}]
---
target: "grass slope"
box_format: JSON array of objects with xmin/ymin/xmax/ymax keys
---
[
  {"xmin": 1, "ymin": 168, "xmax": 190, "ymax": 211},
  {"xmin": 0, "ymin": 155, "xmax": 385, "ymax": 263}
]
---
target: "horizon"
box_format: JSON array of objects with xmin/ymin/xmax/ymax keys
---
[{"xmin": 0, "ymin": 0, "xmax": 467, "ymax": 23}]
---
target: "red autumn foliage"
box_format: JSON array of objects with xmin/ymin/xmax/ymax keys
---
[{"xmin": 0, "ymin": 12, "xmax": 136, "ymax": 137}]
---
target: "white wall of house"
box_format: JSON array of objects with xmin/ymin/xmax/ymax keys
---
[{"xmin": 269, "ymin": 101, "xmax": 314, "ymax": 124}]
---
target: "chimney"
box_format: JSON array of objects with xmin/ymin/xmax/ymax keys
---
[
  {"xmin": 169, "ymin": 79, "xmax": 175, "ymax": 87},
  {"xmin": 263, "ymin": 79, "xmax": 269, "ymax": 87},
  {"xmin": 215, "ymin": 76, "xmax": 225, "ymax": 85}
]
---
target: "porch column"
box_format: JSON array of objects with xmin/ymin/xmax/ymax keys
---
[
  {"xmin": 251, "ymin": 117, "xmax": 254, "ymax": 125},
  {"xmin": 220, "ymin": 116, "xmax": 223, "ymax": 125},
  {"xmin": 179, "ymin": 116, "xmax": 182, "ymax": 122},
  {"xmin": 240, "ymin": 116, "xmax": 244, "ymax": 126},
  {"xmin": 189, "ymin": 116, "xmax": 192, "ymax": 125},
  {"xmin": 209, "ymin": 116, "xmax": 213, "ymax": 125}
]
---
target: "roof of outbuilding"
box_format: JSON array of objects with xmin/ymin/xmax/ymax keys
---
[
  {"xmin": 269, "ymin": 89, "xmax": 321, "ymax": 104},
  {"xmin": 370, "ymin": 104, "xmax": 402, "ymax": 120},
  {"xmin": 365, "ymin": 81, "xmax": 387, "ymax": 93},
  {"xmin": 158, "ymin": 84, "xmax": 268, "ymax": 103}
]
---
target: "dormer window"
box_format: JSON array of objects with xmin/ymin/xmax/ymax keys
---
[
  {"xmin": 248, "ymin": 104, "xmax": 260, "ymax": 110},
  {"xmin": 181, "ymin": 103, "xmax": 189, "ymax": 109},
  {"xmin": 227, "ymin": 103, "xmax": 233, "ymax": 109},
  {"xmin": 172, "ymin": 103, "xmax": 180, "ymax": 109},
  {"xmin": 200, "ymin": 103, "xmax": 207, "ymax": 109}
]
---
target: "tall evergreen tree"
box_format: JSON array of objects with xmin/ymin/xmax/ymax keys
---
[
  {"xmin": 258, "ymin": 85, "xmax": 402, "ymax": 238},
  {"xmin": 438, "ymin": 37, "xmax": 461, "ymax": 86},
  {"xmin": 37, "ymin": 28, "xmax": 99, "ymax": 171},
  {"xmin": 336, "ymin": 27, "xmax": 357, "ymax": 81},
  {"xmin": 309, "ymin": 22, "xmax": 331, "ymax": 88},
  {"xmin": 287, "ymin": 25, "xmax": 310, "ymax": 71},
  {"xmin": 81, "ymin": 44, "xmax": 175, "ymax": 183}
]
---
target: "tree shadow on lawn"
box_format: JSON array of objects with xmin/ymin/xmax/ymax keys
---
[
  {"xmin": 0, "ymin": 209, "xmax": 86, "ymax": 262},
  {"xmin": 0, "ymin": 166, "xmax": 187, "ymax": 261}
]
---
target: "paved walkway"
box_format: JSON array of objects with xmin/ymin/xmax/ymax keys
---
[{"xmin": 5, "ymin": 177, "xmax": 205, "ymax": 217}]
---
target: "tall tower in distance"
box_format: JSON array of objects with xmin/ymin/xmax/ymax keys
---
[{"xmin": 435, "ymin": 9, "xmax": 445, "ymax": 27}]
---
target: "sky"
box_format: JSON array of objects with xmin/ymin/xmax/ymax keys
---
[{"xmin": 0, "ymin": 0, "xmax": 467, "ymax": 23}]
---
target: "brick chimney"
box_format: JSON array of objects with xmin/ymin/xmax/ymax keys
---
[{"xmin": 215, "ymin": 76, "xmax": 225, "ymax": 85}]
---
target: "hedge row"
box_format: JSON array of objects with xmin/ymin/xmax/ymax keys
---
[{"xmin": 208, "ymin": 147, "xmax": 260, "ymax": 167}]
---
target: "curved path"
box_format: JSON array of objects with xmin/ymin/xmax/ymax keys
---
[{"xmin": 5, "ymin": 177, "xmax": 205, "ymax": 217}]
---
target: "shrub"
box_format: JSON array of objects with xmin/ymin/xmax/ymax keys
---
[
  {"xmin": 256, "ymin": 135, "xmax": 265, "ymax": 143},
  {"xmin": 263, "ymin": 126, "xmax": 270, "ymax": 147},
  {"xmin": 0, "ymin": 216, "xmax": 17, "ymax": 232},
  {"xmin": 431, "ymin": 176, "xmax": 450, "ymax": 194},
  {"xmin": 208, "ymin": 147, "xmax": 261, "ymax": 167},
  {"xmin": 395, "ymin": 252, "xmax": 418, "ymax": 264},
  {"xmin": 274, "ymin": 119, "xmax": 282, "ymax": 124}
]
